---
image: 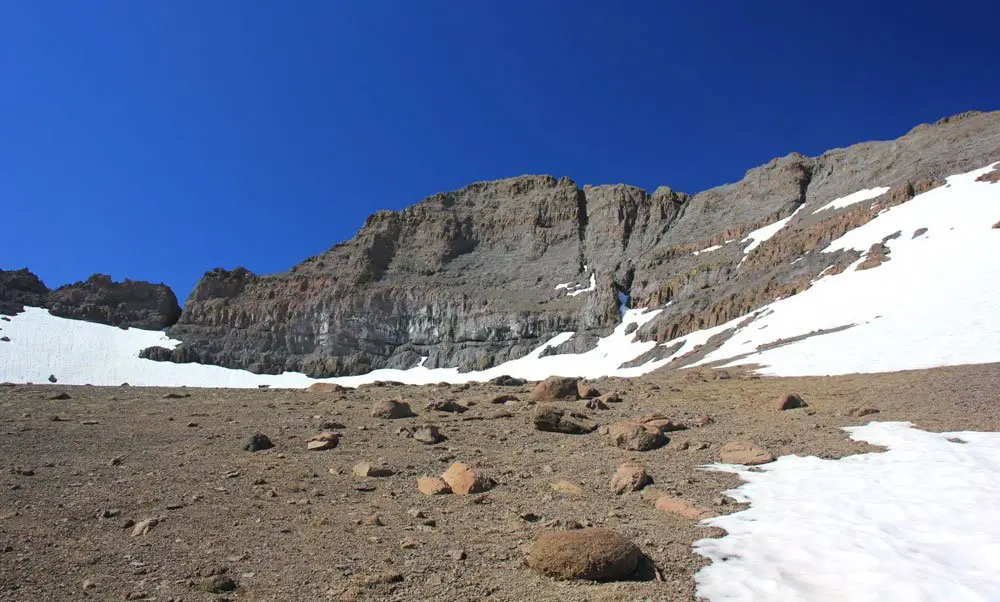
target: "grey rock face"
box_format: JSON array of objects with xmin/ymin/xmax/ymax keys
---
[
  {"xmin": 0, "ymin": 269, "xmax": 181, "ymax": 330},
  {"xmin": 154, "ymin": 111, "xmax": 1000, "ymax": 376}
]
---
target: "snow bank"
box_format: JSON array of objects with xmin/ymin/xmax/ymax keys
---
[
  {"xmin": 812, "ymin": 186, "xmax": 891, "ymax": 214},
  {"xmin": 742, "ymin": 204, "xmax": 805, "ymax": 254},
  {"xmin": 695, "ymin": 421, "xmax": 1000, "ymax": 601},
  {"xmin": 0, "ymin": 306, "xmax": 667, "ymax": 388}
]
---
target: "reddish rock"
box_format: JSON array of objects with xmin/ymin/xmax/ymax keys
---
[
  {"xmin": 655, "ymin": 496, "xmax": 712, "ymax": 520},
  {"xmin": 416, "ymin": 476, "xmax": 451, "ymax": 495},
  {"xmin": 441, "ymin": 462, "xmax": 494, "ymax": 495},
  {"xmin": 308, "ymin": 382, "xmax": 346, "ymax": 393},
  {"xmin": 847, "ymin": 406, "xmax": 880, "ymax": 417},
  {"xmin": 529, "ymin": 376, "xmax": 581, "ymax": 402},
  {"xmin": 576, "ymin": 380, "xmax": 600, "ymax": 399},
  {"xmin": 604, "ymin": 421, "xmax": 668, "ymax": 451},
  {"xmin": 306, "ymin": 431, "xmax": 339, "ymax": 451},
  {"xmin": 610, "ymin": 461, "xmax": 651, "ymax": 494},
  {"xmin": 370, "ymin": 399, "xmax": 416, "ymax": 419}
]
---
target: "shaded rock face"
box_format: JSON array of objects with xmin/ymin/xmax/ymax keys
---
[
  {"xmin": 0, "ymin": 270, "xmax": 181, "ymax": 330},
  {"xmin": 152, "ymin": 111, "xmax": 1000, "ymax": 376}
]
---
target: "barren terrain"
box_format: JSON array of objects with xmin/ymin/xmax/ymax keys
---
[{"xmin": 2, "ymin": 363, "xmax": 999, "ymax": 601}]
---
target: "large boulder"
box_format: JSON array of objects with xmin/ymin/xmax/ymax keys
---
[
  {"xmin": 525, "ymin": 528, "xmax": 640, "ymax": 581},
  {"xmin": 719, "ymin": 440, "xmax": 774, "ymax": 465},
  {"xmin": 604, "ymin": 420, "xmax": 668, "ymax": 451}
]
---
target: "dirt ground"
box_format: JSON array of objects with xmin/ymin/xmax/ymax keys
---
[{"xmin": 1, "ymin": 362, "xmax": 999, "ymax": 602}]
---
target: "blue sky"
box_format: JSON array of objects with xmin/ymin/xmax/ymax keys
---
[{"xmin": 2, "ymin": 1, "xmax": 998, "ymax": 301}]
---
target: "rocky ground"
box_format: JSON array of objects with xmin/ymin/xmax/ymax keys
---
[{"xmin": 1, "ymin": 363, "xmax": 999, "ymax": 602}]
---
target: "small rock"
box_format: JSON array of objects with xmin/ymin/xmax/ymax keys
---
[
  {"xmin": 307, "ymin": 431, "xmax": 340, "ymax": 451},
  {"xmin": 131, "ymin": 518, "xmax": 158, "ymax": 537},
  {"xmin": 406, "ymin": 508, "xmax": 425, "ymax": 519},
  {"xmin": 425, "ymin": 399, "xmax": 468, "ymax": 413},
  {"xmin": 244, "ymin": 433, "xmax": 274, "ymax": 452},
  {"xmin": 48, "ymin": 392, "xmax": 71, "ymax": 400},
  {"xmin": 719, "ymin": 441, "xmax": 774, "ymax": 465},
  {"xmin": 417, "ymin": 476, "xmax": 451, "ymax": 495},
  {"xmin": 198, "ymin": 575, "xmax": 237, "ymax": 594},
  {"xmin": 549, "ymin": 480, "xmax": 582, "ymax": 496},
  {"xmin": 364, "ymin": 514, "xmax": 384, "ymax": 526},
  {"xmin": 82, "ymin": 579, "xmax": 96, "ymax": 590},
  {"xmin": 610, "ymin": 461, "xmax": 651, "ymax": 494},
  {"xmin": 654, "ymin": 496, "xmax": 713, "ymax": 520},
  {"xmin": 847, "ymin": 406, "xmax": 880, "ymax": 417},
  {"xmin": 163, "ymin": 392, "xmax": 190, "ymax": 399},
  {"xmin": 599, "ymin": 393, "xmax": 623, "ymax": 404},
  {"xmin": 775, "ymin": 393, "xmax": 807, "ymax": 411},
  {"xmin": 48, "ymin": 374, "xmax": 58, "ymax": 383},
  {"xmin": 370, "ymin": 399, "xmax": 416, "ymax": 419},
  {"xmin": 400, "ymin": 538, "xmax": 419, "ymax": 549},
  {"xmin": 525, "ymin": 528, "xmax": 639, "ymax": 581},
  {"xmin": 529, "ymin": 376, "xmax": 581, "ymax": 402},
  {"xmin": 585, "ymin": 398, "xmax": 608, "ymax": 410},
  {"xmin": 441, "ymin": 462, "xmax": 495, "ymax": 495},
  {"xmin": 446, "ymin": 548, "xmax": 466, "ymax": 561},
  {"xmin": 490, "ymin": 394, "xmax": 519, "ymax": 404},
  {"xmin": 353, "ymin": 461, "xmax": 393, "ymax": 478},
  {"xmin": 489, "ymin": 375, "xmax": 526, "ymax": 387},
  {"xmin": 362, "ymin": 571, "xmax": 403, "ymax": 586},
  {"xmin": 533, "ymin": 405, "xmax": 597, "ymax": 434},
  {"xmin": 693, "ymin": 414, "xmax": 714, "ymax": 427},
  {"xmin": 307, "ymin": 382, "xmax": 346, "ymax": 393}
]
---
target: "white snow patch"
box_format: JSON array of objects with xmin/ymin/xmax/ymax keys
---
[
  {"xmin": 695, "ymin": 421, "xmax": 1000, "ymax": 602},
  {"xmin": 554, "ymin": 282, "xmax": 573, "ymax": 290},
  {"xmin": 0, "ymin": 306, "xmax": 670, "ymax": 388},
  {"xmin": 566, "ymin": 272, "xmax": 597, "ymax": 297},
  {"xmin": 693, "ymin": 244, "xmax": 722, "ymax": 256},
  {"xmin": 687, "ymin": 162, "xmax": 1000, "ymax": 376},
  {"xmin": 742, "ymin": 204, "xmax": 805, "ymax": 255},
  {"xmin": 812, "ymin": 186, "xmax": 891, "ymax": 214}
]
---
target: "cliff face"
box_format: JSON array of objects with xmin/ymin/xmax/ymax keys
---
[
  {"xmin": 0, "ymin": 271, "xmax": 181, "ymax": 330},
  {"xmin": 159, "ymin": 110, "xmax": 1000, "ymax": 377}
]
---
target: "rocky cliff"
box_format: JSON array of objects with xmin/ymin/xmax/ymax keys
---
[
  {"xmin": 0, "ymin": 270, "xmax": 181, "ymax": 330},
  {"xmin": 148, "ymin": 110, "xmax": 1000, "ymax": 376}
]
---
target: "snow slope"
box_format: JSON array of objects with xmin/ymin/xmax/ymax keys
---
[
  {"xmin": 812, "ymin": 185, "xmax": 891, "ymax": 214},
  {"xmin": 741, "ymin": 204, "xmax": 805, "ymax": 254},
  {"xmin": 689, "ymin": 163, "xmax": 1000, "ymax": 376},
  {"xmin": 694, "ymin": 421, "xmax": 1000, "ymax": 601}
]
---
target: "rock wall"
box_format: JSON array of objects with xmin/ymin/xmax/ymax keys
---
[{"xmin": 148, "ymin": 110, "xmax": 1000, "ymax": 376}]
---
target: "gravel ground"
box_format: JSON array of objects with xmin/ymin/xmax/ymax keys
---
[{"xmin": 1, "ymin": 362, "xmax": 998, "ymax": 601}]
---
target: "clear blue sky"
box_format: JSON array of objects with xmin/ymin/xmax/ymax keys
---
[{"xmin": 2, "ymin": 1, "xmax": 998, "ymax": 301}]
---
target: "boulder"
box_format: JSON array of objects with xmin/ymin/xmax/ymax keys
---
[
  {"xmin": 529, "ymin": 376, "xmax": 581, "ymax": 402},
  {"xmin": 306, "ymin": 431, "xmax": 339, "ymax": 451},
  {"xmin": 654, "ymin": 496, "xmax": 713, "ymax": 520},
  {"xmin": 533, "ymin": 405, "xmax": 598, "ymax": 434},
  {"xmin": 604, "ymin": 421, "xmax": 668, "ymax": 451},
  {"xmin": 370, "ymin": 399, "xmax": 416, "ymax": 419},
  {"xmin": 425, "ymin": 399, "xmax": 468, "ymax": 413},
  {"xmin": 308, "ymin": 382, "xmax": 346, "ymax": 393},
  {"xmin": 489, "ymin": 375, "xmax": 527, "ymax": 387},
  {"xmin": 525, "ymin": 528, "xmax": 640, "ymax": 581},
  {"xmin": 576, "ymin": 380, "xmax": 600, "ymax": 399},
  {"xmin": 774, "ymin": 393, "xmax": 807, "ymax": 411},
  {"xmin": 244, "ymin": 433, "xmax": 274, "ymax": 452}
]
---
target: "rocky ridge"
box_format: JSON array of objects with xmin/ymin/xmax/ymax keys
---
[{"xmin": 0, "ymin": 270, "xmax": 181, "ymax": 330}]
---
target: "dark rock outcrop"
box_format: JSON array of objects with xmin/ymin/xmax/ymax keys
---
[
  {"xmin": 0, "ymin": 269, "xmax": 181, "ymax": 330},
  {"xmin": 129, "ymin": 110, "xmax": 1000, "ymax": 376}
]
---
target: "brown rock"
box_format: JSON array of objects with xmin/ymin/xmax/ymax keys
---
[
  {"xmin": 307, "ymin": 382, "xmax": 346, "ymax": 393},
  {"xmin": 416, "ymin": 476, "xmax": 451, "ymax": 495},
  {"xmin": 847, "ymin": 406, "xmax": 880, "ymax": 417},
  {"xmin": 598, "ymin": 393, "xmax": 622, "ymax": 404},
  {"xmin": 529, "ymin": 376, "xmax": 581, "ymax": 402},
  {"xmin": 424, "ymin": 399, "xmax": 467, "ymax": 413},
  {"xmin": 719, "ymin": 440, "xmax": 774, "ymax": 465},
  {"xmin": 693, "ymin": 414, "xmax": 714, "ymax": 427},
  {"xmin": 489, "ymin": 375, "xmax": 526, "ymax": 387},
  {"xmin": 306, "ymin": 431, "xmax": 340, "ymax": 451},
  {"xmin": 654, "ymin": 496, "xmax": 713, "ymax": 520},
  {"xmin": 585, "ymin": 398, "xmax": 608, "ymax": 410},
  {"xmin": 533, "ymin": 405, "xmax": 598, "ymax": 434},
  {"xmin": 370, "ymin": 399, "xmax": 416, "ymax": 419},
  {"xmin": 637, "ymin": 413, "xmax": 687, "ymax": 432},
  {"xmin": 490, "ymin": 394, "xmax": 519, "ymax": 404},
  {"xmin": 441, "ymin": 462, "xmax": 494, "ymax": 495},
  {"xmin": 576, "ymin": 380, "xmax": 600, "ymax": 399},
  {"xmin": 549, "ymin": 479, "xmax": 583, "ymax": 495},
  {"xmin": 604, "ymin": 421, "xmax": 668, "ymax": 451},
  {"xmin": 610, "ymin": 461, "xmax": 651, "ymax": 494},
  {"xmin": 198, "ymin": 575, "xmax": 237, "ymax": 594},
  {"xmin": 774, "ymin": 393, "xmax": 807, "ymax": 411},
  {"xmin": 353, "ymin": 461, "xmax": 393, "ymax": 478},
  {"xmin": 525, "ymin": 528, "xmax": 640, "ymax": 581}
]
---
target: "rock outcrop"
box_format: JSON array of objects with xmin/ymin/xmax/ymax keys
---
[
  {"xmin": 0, "ymin": 269, "xmax": 181, "ymax": 330},
  {"xmin": 83, "ymin": 112, "xmax": 1000, "ymax": 375}
]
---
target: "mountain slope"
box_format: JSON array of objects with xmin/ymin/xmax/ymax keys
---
[{"xmin": 147, "ymin": 110, "xmax": 1000, "ymax": 378}]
